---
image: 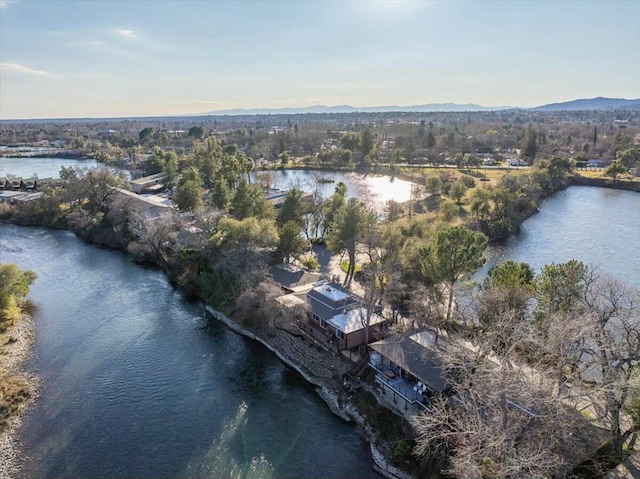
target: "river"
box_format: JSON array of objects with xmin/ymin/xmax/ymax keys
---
[
  {"xmin": 479, "ymin": 186, "xmax": 640, "ymax": 288},
  {"xmin": 0, "ymin": 226, "xmax": 378, "ymax": 479}
]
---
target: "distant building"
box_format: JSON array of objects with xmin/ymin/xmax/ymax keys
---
[
  {"xmin": 586, "ymin": 159, "xmax": 609, "ymax": 168},
  {"xmin": 129, "ymin": 173, "xmax": 167, "ymax": 193}
]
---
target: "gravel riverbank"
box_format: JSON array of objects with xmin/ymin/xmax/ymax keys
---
[{"xmin": 0, "ymin": 314, "xmax": 38, "ymax": 479}]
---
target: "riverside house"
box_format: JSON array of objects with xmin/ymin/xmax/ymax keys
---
[
  {"xmin": 301, "ymin": 281, "xmax": 386, "ymax": 352},
  {"xmin": 369, "ymin": 329, "xmax": 451, "ymax": 416}
]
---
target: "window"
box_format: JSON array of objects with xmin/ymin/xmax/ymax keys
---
[
  {"xmin": 335, "ymin": 329, "xmax": 344, "ymax": 340},
  {"xmin": 320, "ymin": 319, "xmax": 326, "ymax": 329}
]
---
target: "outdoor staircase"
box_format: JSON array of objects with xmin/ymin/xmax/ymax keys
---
[{"xmin": 348, "ymin": 353, "xmax": 370, "ymax": 379}]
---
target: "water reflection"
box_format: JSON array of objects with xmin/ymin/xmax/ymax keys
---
[
  {"xmin": 0, "ymin": 156, "xmax": 99, "ymax": 178},
  {"xmin": 253, "ymin": 169, "xmax": 415, "ymax": 213},
  {"xmin": 478, "ymin": 187, "xmax": 640, "ymax": 288}
]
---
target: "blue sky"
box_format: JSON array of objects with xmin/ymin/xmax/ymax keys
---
[{"xmin": 1, "ymin": 0, "xmax": 639, "ymax": 119}]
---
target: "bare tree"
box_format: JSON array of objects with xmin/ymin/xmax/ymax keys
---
[{"xmin": 412, "ymin": 313, "xmax": 587, "ymax": 479}]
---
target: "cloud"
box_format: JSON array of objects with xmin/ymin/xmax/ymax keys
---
[
  {"xmin": 0, "ymin": 63, "xmax": 51, "ymax": 76},
  {"xmin": 0, "ymin": 0, "xmax": 16, "ymax": 8},
  {"xmin": 115, "ymin": 29, "xmax": 136, "ymax": 38}
]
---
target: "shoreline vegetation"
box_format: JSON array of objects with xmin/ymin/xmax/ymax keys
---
[{"xmin": 0, "ymin": 263, "xmax": 37, "ymax": 479}]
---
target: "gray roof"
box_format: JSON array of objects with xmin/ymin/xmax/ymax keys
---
[
  {"xmin": 306, "ymin": 283, "xmax": 357, "ymax": 321},
  {"xmin": 370, "ymin": 332, "xmax": 449, "ymax": 393},
  {"xmin": 268, "ymin": 264, "xmax": 322, "ymax": 291}
]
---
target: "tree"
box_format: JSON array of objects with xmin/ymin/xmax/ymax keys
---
[
  {"xmin": 278, "ymin": 188, "xmax": 306, "ymax": 227},
  {"xmin": 486, "ymin": 260, "xmax": 535, "ymax": 289},
  {"xmin": 449, "ymin": 180, "xmax": 467, "ymax": 205},
  {"xmin": 522, "ymin": 124, "xmax": 538, "ymax": 160},
  {"xmin": 425, "ymin": 175, "xmax": 442, "ymax": 196},
  {"xmin": 276, "ymin": 221, "xmax": 309, "ymax": 263},
  {"xmin": 426, "ymin": 130, "xmax": 436, "ymax": 149},
  {"xmin": 138, "ymin": 127, "xmax": 153, "ymax": 144},
  {"xmin": 559, "ymin": 274, "xmax": 640, "ymax": 459},
  {"xmin": 147, "ymin": 147, "xmax": 167, "ymax": 175},
  {"xmin": 605, "ymin": 161, "xmax": 627, "ymax": 181},
  {"xmin": 616, "ymin": 147, "xmax": 640, "ymax": 170},
  {"xmin": 326, "ymin": 197, "xmax": 368, "ymax": 286},
  {"xmin": 0, "ymin": 263, "xmax": 37, "ymax": 325},
  {"xmin": 412, "ymin": 327, "xmax": 585, "ymax": 479},
  {"xmin": 188, "ymin": 125, "xmax": 205, "ymax": 140},
  {"xmin": 478, "ymin": 261, "xmax": 536, "ymax": 338},
  {"xmin": 535, "ymin": 259, "xmax": 590, "ymax": 320},
  {"xmin": 163, "ymin": 151, "xmax": 179, "ymax": 191},
  {"xmin": 323, "ymin": 182, "xmax": 347, "ymax": 234},
  {"xmin": 420, "ymin": 226, "xmax": 488, "ymax": 322},
  {"xmin": 231, "ymin": 180, "xmax": 275, "ymax": 220},
  {"xmin": 173, "ymin": 167, "xmax": 204, "ymax": 212},
  {"xmin": 214, "ymin": 216, "xmax": 278, "ymax": 252},
  {"xmin": 360, "ymin": 130, "xmax": 374, "ymax": 157}
]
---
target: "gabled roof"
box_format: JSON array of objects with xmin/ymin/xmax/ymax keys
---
[
  {"xmin": 370, "ymin": 330, "xmax": 449, "ymax": 393},
  {"xmin": 268, "ymin": 264, "xmax": 322, "ymax": 292}
]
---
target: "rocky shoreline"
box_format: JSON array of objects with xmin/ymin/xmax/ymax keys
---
[{"xmin": 0, "ymin": 314, "xmax": 38, "ymax": 479}]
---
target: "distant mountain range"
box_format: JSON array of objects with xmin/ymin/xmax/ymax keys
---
[
  {"xmin": 202, "ymin": 103, "xmax": 511, "ymax": 116},
  {"xmin": 533, "ymin": 97, "xmax": 640, "ymax": 111},
  {"xmin": 202, "ymin": 97, "xmax": 640, "ymax": 116}
]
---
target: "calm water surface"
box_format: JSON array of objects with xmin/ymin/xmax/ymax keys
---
[
  {"xmin": 0, "ymin": 225, "xmax": 377, "ymax": 479},
  {"xmin": 0, "ymin": 157, "xmax": 99, "ymax": 178},
  {"xmin": 479, "ymin": 186, "xmax": 640, "ymax": 287},
  {"xmin": 253, "ymin": 169, "xmax": 415, "ymax": 213}
]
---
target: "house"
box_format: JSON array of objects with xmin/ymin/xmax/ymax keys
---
[
  {"xmin": 0, "ymin": 177, "xmax": 7, "ymax": 189},
  {"xmin": 11, "ymin": 177, "xmax": 23, "ymax": 190},
  {"xmin": 302, "ymin": 282, "xmax": 386, "ymax": 351},
  {"xmin": 24, "ymin": 178, "xmax": 37, "ymax": 190},
  {"xmin": 586, "ymin": 158, "xmax": 609, "ymax": 168},
  {"xmin": 111, "ymin": 188, "xmax": 173, "ymax": 221},
  {"xmin": 369, "ymin": 330, "xmax": 451, "ymax": 415},
  {"xmin": 264, "ymin": 187, "xmax": 312, "ymax": 209},
  {"xmin": 268, "ymin": 263, "xmax": 322, "ymax": 294},
  {"xmin": 129, "ymin": 173, "xmax": 167, "ymax": 194}
]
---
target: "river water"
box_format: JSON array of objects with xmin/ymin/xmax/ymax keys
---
[
  {"xmin": 478, "ymin": 186, "xmax": 640, "ymax": 288},
  {"xmin": 0, "ymin": 226, "xmax": 377, "ymax": 479}
]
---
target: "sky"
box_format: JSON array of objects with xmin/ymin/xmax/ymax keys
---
[{"xmin": 1, "ymin": 0, "xmax": 639, "ymax": 119}]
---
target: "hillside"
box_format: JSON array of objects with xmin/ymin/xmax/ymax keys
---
[{"xmin": 535, "ymin": 97, "xmax": 640, "ymax": 111}]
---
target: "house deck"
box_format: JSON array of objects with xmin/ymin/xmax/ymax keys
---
[{"xmin": 369, "ymin": 359, "xmax": 430, "ymax": 413}]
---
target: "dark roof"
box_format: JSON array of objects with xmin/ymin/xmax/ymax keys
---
[
  {"xmin": 370, "ymin": 332, "xmax": 449, "ymax": 393},
  {"xmin": 268, "ymin": 264, "xmax": 322, "ymax": 291}
]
